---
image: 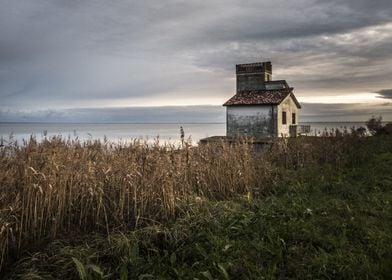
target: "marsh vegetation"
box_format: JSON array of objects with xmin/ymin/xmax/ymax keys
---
[{"xmin": 0, "ymin": 128, "xmax": 391, "ymax": 279}]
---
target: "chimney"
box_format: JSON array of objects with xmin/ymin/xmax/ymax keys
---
[
  {"xmin": 262, "ymin": 61, "xmax": 272, "ymax": 82},
  {"xmin": 236, "ymin": 61, "xmax": 272, "ymax": 93}
]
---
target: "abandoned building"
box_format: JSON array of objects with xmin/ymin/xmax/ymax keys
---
[{"xmin": 223, "ymin": 61, "xmax": 302, "ymax": 138}]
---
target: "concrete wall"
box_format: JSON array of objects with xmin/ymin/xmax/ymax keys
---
[
  {"xmin": 227, "ymin": 105, "xmax": 277, "ymax": 138},
  {"xmin": 277, "ymin": 94, "xmax": 299, "ymax": 137}
]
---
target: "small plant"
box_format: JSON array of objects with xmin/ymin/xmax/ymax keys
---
[{"xmin": 72, "ymin": 257, "xmax": 107, "ymax": 280}]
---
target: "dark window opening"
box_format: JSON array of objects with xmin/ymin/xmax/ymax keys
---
[
  {"xmin": 282, "ymin": 111, "xmax": 287, "ymax": 125},
  {"xmin": 292, "ymin": 112, "xmax": 296, "ymax": 124},
  {"xmin": 265, "ymin": 73, "xmax": 271, "ymax": 81}
]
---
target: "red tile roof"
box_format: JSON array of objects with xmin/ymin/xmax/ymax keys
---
[{"xmin": 223, "ymin": 88, "xmax": 299, "ymax": 106}]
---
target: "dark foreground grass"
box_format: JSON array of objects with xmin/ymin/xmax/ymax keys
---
[{"xmin": 3, "ymin": 137, "xmax": 392, "ymax": 279}]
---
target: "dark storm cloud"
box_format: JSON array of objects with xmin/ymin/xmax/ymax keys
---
[
  {"xmin": 375, "ymin": 89, "xmax": 392, "ymax": 100},
  {"xmin": 1, "ymin": 0, "xmax": 392, "ymax": 120}
]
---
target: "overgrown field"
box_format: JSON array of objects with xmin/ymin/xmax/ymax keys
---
[{"xmin": 1, "ymin": 135, "xmax": 391, "ymax": 279}]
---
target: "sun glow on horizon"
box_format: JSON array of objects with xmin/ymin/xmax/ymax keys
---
[
  {"xmin": 86, "ymin": 92, "xmax": 391, "ymax": 109},
  {"xmin": 298, "ymin": 92, "xmax": 388, "ymax": 104}
]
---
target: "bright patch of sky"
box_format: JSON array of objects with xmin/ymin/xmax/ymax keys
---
[{"xmin": 300, "ymin": 93, "xmax": 390, "ymax": 104}]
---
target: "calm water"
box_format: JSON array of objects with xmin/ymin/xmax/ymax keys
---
[
  {"xmin": 0, "ymin": 122, "xmax": 368, "ymax": 146},
  {"xmin": 0, "ymin": 123, "xmax": 226, "ymax": 145}
]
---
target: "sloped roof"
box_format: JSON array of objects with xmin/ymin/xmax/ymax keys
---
[{"xmin": 223, "ymin": 88, "xmax": 301, "ymax": 108}]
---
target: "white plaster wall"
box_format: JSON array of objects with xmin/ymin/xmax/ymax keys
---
[
  {"xmin": 227, "ymin": 106, "xmax": 275, "ymax": 138},
  {"xmin": 277, "ymin": 95, "xmax": 299, "ymax": 137}
]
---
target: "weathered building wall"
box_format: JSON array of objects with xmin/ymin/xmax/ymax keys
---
[
  {"xmin": 237, "ymin": 74, "xmax": 266, "ymax": 93},
  {"xmin": 227, "ymin": 106, "xmax": 277, "ymax": 138},
  {"xmin": 277, "ymin": 95, "xmax": 299, "ymax": 137}
]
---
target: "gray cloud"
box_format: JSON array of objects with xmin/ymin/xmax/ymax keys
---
[
  {"xmin": 0, "ymin": 106, "xmax": 226, "ymax": 123},
  {"xmin": 0, "ymin": 0, "xmax": 392, "ymax": 117},
  {"xmin": 1, "ymin": 102, "xmax": 391, "ymax": 123},
  {"xmin": 301, "ymin": 102, "xmax": 392, "ymax": 122},
  {"xmin": 375, "ymin": 89, "xmax": 392, "ymax": 99}
]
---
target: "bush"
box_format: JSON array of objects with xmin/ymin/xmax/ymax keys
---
[
  {"xmin": 376, "ymin": 122, "xmax": 392, "ymax": 135},
  {"xmin": 366, "ymin": 115, "xmax": 392, "ymax": 135},
  {"xmin": 366, "ymin": 115, "xmax": 383, "ymax": 135}
]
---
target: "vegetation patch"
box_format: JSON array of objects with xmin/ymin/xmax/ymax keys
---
[{"xmin": 1, "ymin": 134, "xmax": 392, "ymax": 279}]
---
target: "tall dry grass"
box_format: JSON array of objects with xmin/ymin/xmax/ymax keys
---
[
  {"xmin": 0, "ymin": 136, "xmax": 269, "ymax": 270},
  {"xmin": 0, "ymin": 133, "xmax": 369, "ymax": 271}
]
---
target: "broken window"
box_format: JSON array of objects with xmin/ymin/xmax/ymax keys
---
[
  {"xmin": 292, "ymin": 112, "xmax": 296, "ymax": 124},
  {"xmin": 282, "ymin": 111, "xmax": 287, "ymax": 125}
]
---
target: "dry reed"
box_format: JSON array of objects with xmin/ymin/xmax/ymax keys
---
[{"xmin": 0, "ymin": 133, "xmax": 365, "ymax": 271}]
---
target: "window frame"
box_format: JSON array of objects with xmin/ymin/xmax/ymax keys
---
[
  {"xmin": 292, "ymin": 112, "xmax": 296, "ymax": 124},
  {"xmin": 282, "ymin": 111, "xmax": 287, "ymax": 125}
]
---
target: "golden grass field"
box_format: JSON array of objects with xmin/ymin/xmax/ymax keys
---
[{"xmin": 0, "ymin": 132, "xmax": 385, "ymax": 274}]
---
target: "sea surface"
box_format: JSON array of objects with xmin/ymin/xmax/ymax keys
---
[{"xmin": 0, "ymin": 122, "xmax": 368, "ymax": 146}]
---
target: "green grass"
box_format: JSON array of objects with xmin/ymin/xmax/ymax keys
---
[{"xmin": 3, "ymin": 136, "xmax": 392, "ymax": 279}]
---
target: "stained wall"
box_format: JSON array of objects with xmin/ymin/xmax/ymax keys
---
[{"xmin": 226, "ymin": 105, "xmax": 277, "ymax": 138}]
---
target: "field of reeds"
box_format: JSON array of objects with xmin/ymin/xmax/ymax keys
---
[{"xmin": 1, "ymin": 133, "xmax": 392, "ymax": 279}]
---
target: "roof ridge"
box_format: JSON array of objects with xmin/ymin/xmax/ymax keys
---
[
  {"xmin": 223, "ymin": 89, "xmax": 296, "ymax": 106},
  {"xmin": 237, "ymin": 88, "xmax": 292, "ymax": 94}
]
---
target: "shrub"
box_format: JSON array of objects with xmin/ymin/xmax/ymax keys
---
[{"xmin": 366, "ymin": 115, "xmax": 383, "ymax": 135}]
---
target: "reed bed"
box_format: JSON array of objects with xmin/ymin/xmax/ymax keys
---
[{"xmin": 0, "ymin": 133, "xmax": 376, "ymax": 271}]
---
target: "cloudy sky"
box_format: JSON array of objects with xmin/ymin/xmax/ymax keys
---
[{"xmin": 1, "ymin": 0, "xmax": 391, "ymax": 122}]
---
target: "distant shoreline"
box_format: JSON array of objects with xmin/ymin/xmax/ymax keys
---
[
  {"xmin": 0, "ymin": 122, "xmax": 226, "ymax": 125},
  {"xmin": 1, "ymin": 121, "xmax": 390, "ymax": 125}
]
